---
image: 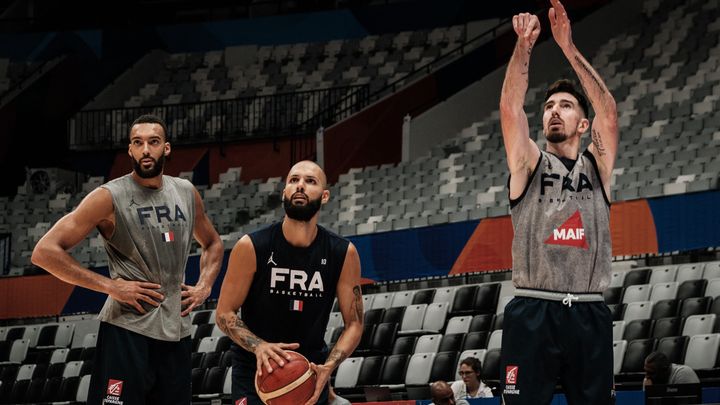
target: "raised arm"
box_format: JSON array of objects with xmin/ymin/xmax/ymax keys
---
[
  {"xmin": 181, "ymin": 188, "xmax": 223, "ymax": 316},
  {"xmin": 500, "ymin": 13, "xmax": 542, "ymax": 199},
  {"xmin": 305, "ymin": 243, "xmax": 363, "ymax": 405},
  {"xmin": 549, "ymin": 0, "xmax": 618, "ymax": 190},
  {"xmin": 31, "ymin": 188, "xmax": 164, "ymax": 314},
  {"xmin": 215, "ymin": 236, "xmax": 299, "ymax": 375}
]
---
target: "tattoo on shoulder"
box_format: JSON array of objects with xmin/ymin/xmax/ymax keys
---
[
  {"xmin": 591, "ymin": 129, "xmax": 606, "ymax": 156},
  {"xmin": 351, "ymin": 286, "xmax": 363, "ymax": 322}
]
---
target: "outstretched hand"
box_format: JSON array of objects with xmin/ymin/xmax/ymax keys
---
[
  {"xmin": 549, "ymin": 0, "xmax": 574, "ymax": 52},
  {"xmin": 512, "ymin": 13, "xmax": 541, "ymax": 48}
]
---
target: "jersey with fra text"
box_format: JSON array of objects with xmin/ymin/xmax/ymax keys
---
[{"xmin": 509, "ymin": 149, "xmax": 611, "ymax": 293}]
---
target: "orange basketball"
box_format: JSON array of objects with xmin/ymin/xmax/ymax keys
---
[{"xmin": 254, "ymin": 350, "xmax": 317, "ymax": 405}]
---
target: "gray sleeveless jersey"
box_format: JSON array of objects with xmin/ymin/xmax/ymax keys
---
[
  {"xmin": 99, "ymin": 174, "xmax": 195, "ymax": 341},
  {"xmin": 510, "ymin": 149, "xmax": 611, "ymax": 293}
]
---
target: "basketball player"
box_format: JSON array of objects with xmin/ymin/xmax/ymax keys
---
[
  {"xmin": 32, "ymin": 114, "xmax": 224, "ymax": 404},
  {"xmin": 498, "ymin": 0, "xmax": 618, "ymax": 404},
  {"xmin": 216, "ymin": 160, "xmax": 363, "ymax": 405}
]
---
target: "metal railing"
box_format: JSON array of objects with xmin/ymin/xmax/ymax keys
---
[{"xmin": 68, "ymin": 84, "xmax": 369, "ymax": 150}]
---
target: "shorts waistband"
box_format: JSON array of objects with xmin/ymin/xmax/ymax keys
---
[{"xmin": 514, "ymin": 288, "xmax": 604, "ymax": 307}]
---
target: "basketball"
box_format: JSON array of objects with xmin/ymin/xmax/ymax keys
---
[{"xmin": 254, "ymin": 351, "xmax": 317, "ymax": 405}]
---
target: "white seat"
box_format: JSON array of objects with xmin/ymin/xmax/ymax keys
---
[
  {"xmin": 371, "ymin": 293, "xmax": 395, "ymax": 310},
  {"xmin": 623, "ymin": 301, "xmax": 652, "ymax": 322},
  {"xmin": 613, "ymin": 340, "xmax": 627, "ymax": 375},
  {"xmin": 326, "ymin": 312, "xmax": 344, "ymax": 329},
  {"xmin": 16, "ymin": 364, "xmax": 35, "ymax": 380},
  {"xmin": 398, "ymin": 304, "xmax": 427, "ymax": 335},
  {"xmin": 487, "ymin": 330, "xmax": 503, "ymax": 351},
  {"xmin": 63, "ymin": 360, "xmax": 83, "ymax": 378},
  {"xmin": 50, "ymin": 348, "xmax": 70, "ymax": 364},
  {"xmin": 405, "ymin": 353, "xmax": 436, "ymax": 385},
  {"xmin": 362, "ymin": 295, "xmax": 375, "ymax": 312},
  {"xmin": 414, "ymin": 334, "xmax": 442, "ymax": 354},
  {"xmin": 612, "ymin": 321, "xmax": 626, "ymax": 341},
  {"xmin": 391, "ymin": 291, "xmax": 416, "ymax": 307},
  {"xmin": 433, "ymin": 287, "xmax": 458, "ymax": 306},
  {"xmin": 682, "ymin": 314, "xmax": 716, "ymax": 337},
  {"xmin": 82, "ymin": 333, "xmax": 97, "ymax": 348},
  {"xmin": 445, "ymin": 316, "xmax": 473, "ymax": 335},
  {"xmin": 703, "ymin": 261, "xmax": 720, "ymax": 280},
  {"xmin": 334, "ymin": 357, "xmax": 364, "ymax": 388},
  {"xmin": 705, "ymin": 278, "xmax": 720, "ymax": 298},
  {"xmin": 649, "ymin": 266, "xmax": 677, "ymax": 284},
  {"xmin": 677, "ymin": 264, "xmax": 704, "ymax": 284},
  {"xmin": 609, "ymin": 271, "xmax": 627, "ymax": 288},
  {"xmin": 684, "ymin": 334, "xmax": 720, "ymax": 370},
  {"xmin": 211, "ymin": 324, "xmax": 225, "ymax": 337},
  {"xmin": 623, "ymin": 284, "xmax": 651, "ymax": 304},
  {"xmin": 76, "ymin": 374, "xmax": 91, "ymax": 402},
  {"xmin": 197, "ymin": 336, "xmax": 221, "ymax": 353},
  {"xmin": 223, "ymin": 366, "xmax": 232, "ymax": 395},
  {"xmin": 649, "ymin": 282, "xmax": 678, "ymax": 302},
  {"xmin": 1, "ymin": 339, "xmax": 29, "ymax": 364}
]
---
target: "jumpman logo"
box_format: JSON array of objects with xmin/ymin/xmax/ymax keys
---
[
  {"xmin": 267, "ymin": 252, "xmax": 277, "ymax": 266},
  {"xmin": 128, "ymin": 197, "xmax": 139, "ymax": 207}
]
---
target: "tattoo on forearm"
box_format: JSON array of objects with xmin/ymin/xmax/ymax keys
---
[
  {"xmin": 574, "ymin": 55, "xmax": 607, "ymax": 95},
  {"xmin": 327, "ymin": 348, "xmax": 348, "ymax": 367},
  {"xmin": 218, "ymin": 312, "xmax": 265, "ymax": 352},
  {"xmin": 592, "ymin": 129, "xmax": 606, "ymax": 156},
  {"xmin": 351, "ymin": 286, "xmax": 363, "ymax": 322}
]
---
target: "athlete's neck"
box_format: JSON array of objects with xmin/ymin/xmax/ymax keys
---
[
  {"xmin": 545, "ymin": 139, "xmax": 580, "ymax": 160},
  {"xmin": 282, "ymin": 217, "xmax": 318, "ymax": 248},
  {"xmin": 131, "ymin": 172, "xmax": 164, "ymax": 189}
]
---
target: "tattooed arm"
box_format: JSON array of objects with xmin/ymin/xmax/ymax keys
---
[
  {"xmin": 549, "ymin": 0, "xmax": 618, "ymax": 193},
  {"xmin": 500, "ymin": 12, "xmax": 542, "ymax": 200},
  {"xmin": 304, "ymin": 243, "xmax": 363, "ymax": 405},
  {"xmin": 216, "ymin": 235, "xmax": 299, "ymax": 376}
]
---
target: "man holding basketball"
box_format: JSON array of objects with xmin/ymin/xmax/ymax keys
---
[
  {"xmin": 499, "ymin": 0, "xmax": 618, "ymax": 404},
  {"xmin": 32, "ymin": 114, "xmax": 224, "ymax": 404},
  {"xmin": 216, "ymin": 160, "xmax": 363, "ymax": 405}
]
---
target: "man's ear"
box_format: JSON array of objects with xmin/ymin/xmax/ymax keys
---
[{"xmin": 578, "ymin": 117, "xmax": 590, "ymax": 134}]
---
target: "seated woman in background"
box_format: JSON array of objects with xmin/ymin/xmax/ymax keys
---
[{"xmin": 452, "ymin": 357, "xmax": 493, "ymax": 399}]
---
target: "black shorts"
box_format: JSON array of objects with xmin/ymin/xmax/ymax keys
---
[
  {"xmin": 87, "ymin": 322, "xmax": 192, "ymax": 405},
  {"xmin": 500, "ymin": 297, "xmax": 614, "ymax": 405},
  {"xmin": 231, "ymin": 345, "xmax": 329, "ymax": 405}
]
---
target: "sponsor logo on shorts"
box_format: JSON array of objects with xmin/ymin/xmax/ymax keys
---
[
  {"xmin": 107, "ymin": 380, "xmax": 123, "ymax": 396},
  {"xmin": 503, "ymin": 366, "xmax": 520, "ymax": 395},
  {"xmin": 104, "ymin": 379, "xmax": 125, "ymax": 404},
  {"xmin": 236, "ymin": 399, "xmax": 248, "ymax": 405}
]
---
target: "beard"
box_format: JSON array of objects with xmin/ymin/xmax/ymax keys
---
[
  {"xmin": 132, "ymin": 154, "xmax": 165, "ymax": 179},
  {"xmin": 283, "ymin": 194, "xmax": 322, "ymax": 222},
  {"xmin": 545, "ymin": 130, "xmax": 569, "ymax": 144}
]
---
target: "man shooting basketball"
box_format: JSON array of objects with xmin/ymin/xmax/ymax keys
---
[
  {"xmin": 32, "ymin": 114, "xmax": 224, "ymax": 404},
  {"xmin": 499, "ymin": 0, "xmax": 618, "ymax": 403},
  {"xmin": 216, "ymin": 160, "xmax": 363, "ymax": 405}
]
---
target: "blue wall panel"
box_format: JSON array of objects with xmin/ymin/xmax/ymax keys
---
[{"xmin": 647, "ymin": 191, "xmax": 720, "ymax": 253}]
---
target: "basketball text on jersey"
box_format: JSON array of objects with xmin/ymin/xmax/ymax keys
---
[
  {"xmin": 136, "ymin": 204, "xmax": 187, "ymax": 225},
  {"xmin": 544, "ymin": 210, "xmax": 588, "ymax": 249},
  {"xmin": 540, "ymin": 173, "xmax": 594, "ymax": 195},
  {"xmin": 270, "ymin": 267, "xmax": 324, "ymax": 297}
]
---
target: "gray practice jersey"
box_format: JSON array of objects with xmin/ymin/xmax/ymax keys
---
[
  {"xmin": 510, "ymin": 149, "xmax": 611, "ymax": 293},
  {"xmin": 98, "ymin": 174, "xmax": 196, "ymax": 341}
]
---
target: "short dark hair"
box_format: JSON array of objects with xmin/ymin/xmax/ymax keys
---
[
  {"xmin": 130, "ymin": 114, "xmax": 169, "ymax": 141},
  {"xmin": 545, "ymin": 79, "xmax": 589, "ymax": 117},
  {"xmin": 460, "ymin": 357, "xmax": 483, "ymax": 376},
  {"xmin": 645, "ymin": 351, "xmax": 672, "ymax": 384}
]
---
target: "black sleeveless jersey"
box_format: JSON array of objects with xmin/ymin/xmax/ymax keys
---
[{"xmin": 235, "ymin": 222, "xmax": 349, "ymax": 362}]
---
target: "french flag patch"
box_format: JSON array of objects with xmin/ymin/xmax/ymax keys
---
[
  {"xmin": 290, "ymin": 300, "xmax": 303, "ymax": 312},
  {"xmin": 162, "ymin": 231, "xmax": 174, "ymax": 242}
]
